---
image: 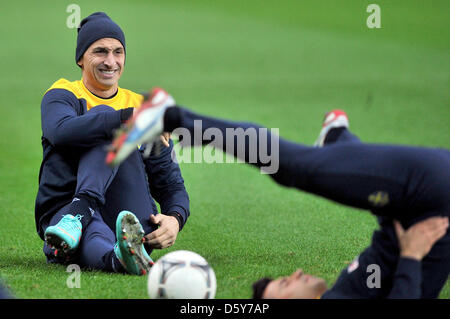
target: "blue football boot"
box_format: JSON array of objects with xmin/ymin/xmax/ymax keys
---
[
  {"xmin": 115, "ymin": 211, "xmax": 154, "ymax": 275},
  {"xmin": 44, "ymin": 214, "xmax": 83, "ymax": 257}
]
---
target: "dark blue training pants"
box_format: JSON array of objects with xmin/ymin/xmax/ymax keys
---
[
  {"xmin": 174, "ymin": 108, "xmax": 450, "ymax": 298},
  {"xmin": 43, "ymin": 106, "xmax": 158, "ymax": 271}
]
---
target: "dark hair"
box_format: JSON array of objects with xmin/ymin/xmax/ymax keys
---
[{"xmin": 252, "ymin": 277, "xmax": 273, "ymax": 299}]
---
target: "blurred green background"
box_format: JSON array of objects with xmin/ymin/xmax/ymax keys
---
[{"xmin": 0, "ymin": 0, "xmax": 448, "ymax": 298}]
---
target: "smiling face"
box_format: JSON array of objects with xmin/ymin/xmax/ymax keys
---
[
  {"xmin": 77, "ymin": 37, "xmax": 125, "ymax": 98},
  {"xmin": 262, "ymin": 269, "xmax": 328, "ymax": 299}
]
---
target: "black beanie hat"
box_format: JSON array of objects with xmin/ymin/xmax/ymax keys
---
[{"xmin": 76, "ymin": 12, "xmax": 126, "ymax": 66}]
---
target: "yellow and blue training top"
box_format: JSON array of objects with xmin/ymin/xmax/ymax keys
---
[
  {"xmin": 35, "ymin": 78, "xmax": 190, "ymax": 240},
  {"xmin": 46, "ymin": 78, "xmax": 144, "ymax": 112}
]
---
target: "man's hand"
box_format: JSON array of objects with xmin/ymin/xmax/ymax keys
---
[
  {"xmin": 159, "ymin": 132, "xmax": 171, "ymax": 147},
  {"xmin": 145, "ymin": 213, "xmax": 180, "ymax": 249},
  {"xmin": 394, "ymin": 216, "xmax": 449, "ymax": 261}
]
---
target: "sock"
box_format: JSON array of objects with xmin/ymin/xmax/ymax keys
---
[
  {"xmin": 163, "ymin": 106, "xmax": 182, "ymax": 133},
  {"xmin": 66, "ymin": 194, "xmax": 98, "ymax": 230},
  {"xmin": 103, "ymin": 249, "xmax": 126, "ymax": 273},
  {"xmin": 324, "ymin": 127, "xmax": 346, "ymax": 145}
]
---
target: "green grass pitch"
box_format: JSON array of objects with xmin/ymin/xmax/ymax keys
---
[{"xmin": 0, "ymin": 0, "xmax": 448, "ymax": 299}]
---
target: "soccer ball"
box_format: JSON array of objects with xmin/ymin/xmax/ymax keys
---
[{"xmin": 147, "ymin": 250, "xmax": 217, "ymax": 299}]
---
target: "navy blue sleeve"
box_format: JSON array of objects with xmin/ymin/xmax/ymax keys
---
[
  {"xmin": 142, "ymin": 140, "xmax": 190, "ymax": 230},
  {"xmin": 387, "ymin": 257, "xmax": 422, "ymax": 299},
  {"xmin": 41, "ymin": 89, "xmax": 123, "ymax": 148}
]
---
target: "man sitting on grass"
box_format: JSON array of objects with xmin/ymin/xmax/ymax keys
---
[{"xmin": 35, "ymin": 12, "xmax": 189, "ymax": 275}]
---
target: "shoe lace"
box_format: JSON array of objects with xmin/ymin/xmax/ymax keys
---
[{"xmin": 60, "ymin": 214, "xmax": 83, "ymax": 232}]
